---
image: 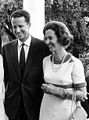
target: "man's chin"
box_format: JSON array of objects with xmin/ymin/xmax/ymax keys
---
[
  {"xmin": 18, "ymin": 37, "xmax": 25, "ymax": 42},
  {"xmin": 17, "ymin": 36, "xmax": 24, "ymax": 40},
  {"xmin": 16, "ymin": 34, "xmax": 23, "ymax": 38}
]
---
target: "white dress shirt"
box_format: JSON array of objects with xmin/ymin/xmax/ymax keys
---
[{"xmin": 18, "ymin": 35, "xmax": 31, "ymax": 62}]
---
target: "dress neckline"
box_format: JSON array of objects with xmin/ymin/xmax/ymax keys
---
[{"xmin": 50, "ymin": 53, "xmax": 71, "ymax": 64}]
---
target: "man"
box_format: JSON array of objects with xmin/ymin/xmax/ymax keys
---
[{"xmin": 2, "ymin": 10, "xmax": 50, "ymax": 120}]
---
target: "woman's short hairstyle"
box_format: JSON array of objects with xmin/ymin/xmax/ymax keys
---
[
  {"xmin": 10, "ymin": 9, "xmax": 30, "ymax": 24},
  {"xmin": 43, "ymin": 21, "xmax": 73, "ymax": 47}
]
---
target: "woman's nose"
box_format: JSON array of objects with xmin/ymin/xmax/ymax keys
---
[{"xmin": 45, "ymin": 39, "xmax": 50, "ymax": 44}]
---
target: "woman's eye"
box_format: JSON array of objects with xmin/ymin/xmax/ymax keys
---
[
  {"xmin": 44, "ymin": 37, "xmax": 47, "ymax": 41},
  {"xmin": 44, "ymin": 36, "xmax": 52, "ymax": 41},
  {"xmin": 49, "ymin": 36, "xmax": 52, "ymax": 40}
]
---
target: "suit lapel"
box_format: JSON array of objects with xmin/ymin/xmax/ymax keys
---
[{"xmin": 11, "ymin": 40, "xmax": 21, "ymax": 80}]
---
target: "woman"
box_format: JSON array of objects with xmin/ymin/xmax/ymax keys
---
[
  {"xmin": 0, "ymin": 39, "xmax": 8, "ymax": 120},
  {"xmin": 39, "ymin": 21, "xmax": 87, "ymax": 120}
]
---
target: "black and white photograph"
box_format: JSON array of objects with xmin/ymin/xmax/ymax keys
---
[{"xmin": 0, "ymin": 0, "xmax": 89, "ymax": 120}]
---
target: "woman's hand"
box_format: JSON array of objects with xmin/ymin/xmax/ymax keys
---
[
  {"xmin": 65, "ymin": 89, "xmax": 87, "ymax": 101},
  {"xmin": 41, "ymin": 83, "xmax": 54, "ymax": 94},
  {"xmin": 41, "ymin": 83, "xmax": 66, "ymax": 99}
]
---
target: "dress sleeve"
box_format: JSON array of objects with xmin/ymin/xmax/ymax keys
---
[
  {"xmin": 0, "ymin": 55, "xmax": 7, "ymax": 120},
  {"xmin": 72, "ymin": 58, "xmax": 86, "ymax": 85}
]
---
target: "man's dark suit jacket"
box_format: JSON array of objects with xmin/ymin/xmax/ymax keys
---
[{"xmin": 2, "ymin": 37, "xmax": 50, "ymax": 120}]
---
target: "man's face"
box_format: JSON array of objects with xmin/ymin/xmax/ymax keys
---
[{"xmin": 11, "ymin": 16, "xmax": 30, "ymax": 42}]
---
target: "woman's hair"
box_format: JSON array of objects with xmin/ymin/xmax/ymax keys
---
[
  {"xmin": 43, "ymin": 21, "xmax": 73, "ymax": 47},
  {"xmin": 10, "ymin": 9, "xmax": 30, "ymax": 24}
]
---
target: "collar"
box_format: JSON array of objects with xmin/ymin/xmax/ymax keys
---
[{"xmin": 18, "ymin": 35, "xmax": 31, "ymax": 47}]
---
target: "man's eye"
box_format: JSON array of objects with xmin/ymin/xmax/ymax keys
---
[
  {"xmin": 13, "ymin": 26, "xmax": 16, "ymax": 29},
  {"xmin": 19, "ymin": 25, "xmax": 23, "ymax": 28}
]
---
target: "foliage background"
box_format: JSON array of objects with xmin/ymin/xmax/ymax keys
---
[
  {"xmin": 0, "ymin": 0, "xmax": 23, "ymax": 46},
  {"xmin": 45, "ymin": 0, "xmax": 89, "ymax": 57}
]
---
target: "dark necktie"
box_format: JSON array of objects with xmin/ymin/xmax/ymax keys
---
[{"xmin": 20, "ymin": 43, "xmax": 25, "ymax": 78}]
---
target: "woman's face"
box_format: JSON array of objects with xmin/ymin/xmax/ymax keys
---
[{"xmin": 44, "ymin": 29, "xmax": 61, "ymax": 53}]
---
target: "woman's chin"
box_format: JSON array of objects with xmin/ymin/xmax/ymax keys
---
[{"xmin": 49, "ymin": 48, "xmax": 55, "ymax": 53}]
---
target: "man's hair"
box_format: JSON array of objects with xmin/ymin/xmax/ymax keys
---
[{"xmin": 10, "ymin": 9, "xmax": 30, "ymax": 24}]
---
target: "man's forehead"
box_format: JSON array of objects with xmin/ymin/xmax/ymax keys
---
[
  {"xmin": 11, "ymin": 16, "xmax": 26, "ymax": 21},
  {"xmin": 11, "ymin": 17, "xmax": 27, "ymax": 25}
]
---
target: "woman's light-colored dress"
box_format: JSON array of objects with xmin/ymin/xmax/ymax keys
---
[
  {"xmin": 39, "ymin": 54, "xmax": 85, "ymax": 120},
  {"xmin": 0, "ymin": 55, "xmax": 8, "ymax": 120}
]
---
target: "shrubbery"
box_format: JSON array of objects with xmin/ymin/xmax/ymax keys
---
[
  {"xmin": 0, "ymin": 0, "xmax": 23, "ymax": 45},
  {"xmin": 45, "ymin": 0, "xmax": 89, "ymax": 57}
]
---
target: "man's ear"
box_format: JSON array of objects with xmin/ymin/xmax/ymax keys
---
[{"xmin": 29, "ymin": 22, "xmax": 31, "ymax": 27}]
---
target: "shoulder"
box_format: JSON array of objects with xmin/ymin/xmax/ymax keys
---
[
  {"xmin": 1, "ymin": 39, "xmax": 17, "ymax": 56},
  {"xmin": 43, "ymin": 54, "xmax": 51, "ymax": 63},
  {"xmin": 71, "ymin": 55, "xmax": 83, "ymax": 65},
  {"xmin": 31, "ymin": 36, "xmax": 43, "ymax": 44},
  {"xmin": 32, "ymin": 36, "xmax": 47, "ymax": 47},
  {"xmin": 31, "ymin": 36, "xmax": 50, "ymax": 55},
  {"xmin": 70, "ymin": 55, "xmax": 84, "ymax": 70},
  {"xmin": 3, "ymin": 39, "xmax": 17, "ymax": 48}
]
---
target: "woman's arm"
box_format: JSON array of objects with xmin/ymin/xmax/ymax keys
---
[
  {"xmin": 41, "ymin": 83, "xmax": 67, "ymax": 99},
  {"xmin": 66, "ymin": 58, "xmax": 87, "ymax": 101},
  {"xmin": 65, "ymin": 86, "xmax": 87, "ymax": 101},
  {"xmin": 41, "ymin": 83, "xmax": 87, "ymax": 101}
]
